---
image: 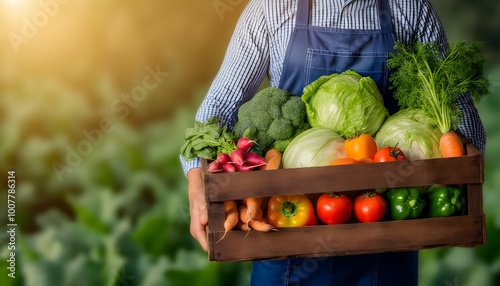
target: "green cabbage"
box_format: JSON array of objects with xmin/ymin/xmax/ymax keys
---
[
  {"xmin": 283, "ymin": 127, "xmax": 346, "ymax": 168},
  {"xmin": 375, "ymin": 109, "xmax": 442, "ymax": 160},
  {"xmin": 302, "ymin": 70, "xmax": 389, "ymax": 138}
]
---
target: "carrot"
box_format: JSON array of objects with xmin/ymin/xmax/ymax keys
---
[
  {"xmin": 440, "ymin": 131, "xmax": 465, "ymax": 158},
  {"xmin": 242, "ymin": 197, "xmax": 266, "ymax": 221},
  {"xmin": 237, "ymin": 204, "xmax": 252, "ymax": 233},
  {"xmin": 216, "ymin": 200, "xmax": 239, "ymax": 244},
  {"xmin": 237, "ymin": 219, "xmax": 251, "ymax": 232},
  {"xmin": 238, "ymin": 204, "xmax": 253, "ymax": 224},
  {"xmin": 237, "ymin": 204, "xmax": 276, "ymax": 236},
  {"xmin": 259, "ymin": 149, "xmax": 282, "ymax": 170},
  {"xmin": 248, "ymin": 218, "xmax": 277, "ymax": 232}
]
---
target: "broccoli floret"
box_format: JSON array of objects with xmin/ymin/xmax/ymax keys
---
[
  {"xmin": 282, "ymin": 96, "xmax": 308, "ymax": 127},
  {"xmin": 268, "ymin": 88, "xmax": 291, "ymax": 107},
  {"xmin": 251, "ymin": 109, "xmax": 274, "ymax": 131},
  {"xmin": 233, "ymin": 87, "xmax": 310, "ymax": 156},
  {"xmin": 272, "ymin": 139, "xmax": 293, "ymax": 153},
  {"xmin": 268, "ymin": 104, "xmax": 282, "ymax": 120},
  {"xmin": 267, "ymin": 118, "xmax": 293, "ymax": 140},
  {"xmin": 251, "ymin": 131, "xmax": 274, "ymax": 155},
  {"xmin": 293, "ymin": 122, "xmax": 312, "ymax": 137}
]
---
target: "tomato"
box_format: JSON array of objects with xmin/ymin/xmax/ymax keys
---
[
  {"xmin": 344, "ymin": 134, "xmax": 378, "ymax": 161},
  {"xmin": 317, "ymin": 193, "xmax": 353, "ymax": 225},
  {"xmin": 329, "ymin": 157, "xmax": 359, "ymax": 166},
  {"xmin": 374, "ymin": 145, "xmax": 407, "ymax": 162},
  {"xmin": 354, "ymin": 191, "xmax": 387, "ymax": 223},
  {"xmin": 357, "ymin": 157, "xmax": 374, "ymax": 164}
]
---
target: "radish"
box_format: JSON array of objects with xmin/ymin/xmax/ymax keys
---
[
  {"xmin": 222, "ymin": 162, "xmax": 236, "ymax": 173},
  {"xmin": 230, "ymin": 148, "xmax": 246, "ymax": 166},
  {"xmin": 235, "ymin": 162, "xmax": 255, "ymax": 172},
  {"xmin": 236, "ymin": 137, "xmax": 255, "ymax": 152},
  {"xmin": 207, "ymin": 161, "xmax": 223, "ymax": 173},
  {"xmin": 245, "ymin": 152, "xmax": 267, "ymax": 168},
  {"xmin": 216, "ymin": 153, "xmax": 231, "ymax": 165}
]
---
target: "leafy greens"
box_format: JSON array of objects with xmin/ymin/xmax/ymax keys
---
[
  {"xmin": 387, "ymin": 41, "xmax": 490, "ymax": 134},
  {"xmin": 180, "ymin": 117, "xmax": 236, "ymax": 161}
]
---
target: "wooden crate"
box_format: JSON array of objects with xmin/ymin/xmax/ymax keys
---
[{"xmin": 201, "ymin": 139, "xmax": 486, "ymax": 262}]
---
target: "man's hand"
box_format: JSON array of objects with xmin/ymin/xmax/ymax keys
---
[{"xmin": 187, "ymin": 168, "xmax": 208, "ymax": 251}]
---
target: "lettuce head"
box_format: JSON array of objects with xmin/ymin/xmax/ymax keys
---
[{"xmin": 301, "ymin": 70, "xmax": 388, "ymax": 138}]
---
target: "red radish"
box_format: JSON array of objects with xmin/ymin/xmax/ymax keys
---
[
  {"xmin": 222, "ymin": 163, "xmax": 236, "ymax": 173},
  {"xmin": 235, "ymin": 162, "xmax": 255, "ymax": 172},
  {"xmin": 237, "ymin": 137, "xmax": 255, "ymax": 152},
  {"xmin": 230, "ymin": 148, "xmax": 246, "ymax": 166},
  {"xmin": 207, "ymin": 161, "xmax": 223, "ymax": 173},
  {"xmin": 216, "ymin": 153, "xmax": 231, "ymax": 165},
  {"xmin": 245, "ymin": 152, "xmax": 267, "ymax": 167}
]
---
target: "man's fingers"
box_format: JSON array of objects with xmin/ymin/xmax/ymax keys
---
[{"xmin": 191, "ymin": 220, "xmax": 208, "ymax": 252}]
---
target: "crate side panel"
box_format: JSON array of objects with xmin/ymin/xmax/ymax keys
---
[
  {"xmin": 209, "ymin": 215, "xmax": 485, "ymax": 262},
  {"xmin": 466, "ymin": 184, "xmax": 483, "ymax": 215},
  {"xmin": 205, "ymin": 154, "xmax": 483, "ymax": 202}
]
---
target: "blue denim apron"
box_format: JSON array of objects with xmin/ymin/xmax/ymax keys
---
[
  {"xmin": 278, "ymin": 0, "xmax": 399, "ymax": 114},
  {"xmin": 250, "ymin": 0, "xmax": 418, "ymax": 285}
]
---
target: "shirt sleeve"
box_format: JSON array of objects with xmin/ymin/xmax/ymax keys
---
[{"xmin": 179, "ymin": 0, "xmax": 270, "ymax": 176}]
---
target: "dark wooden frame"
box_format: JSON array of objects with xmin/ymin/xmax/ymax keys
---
[{"xmin": 202, "ymin": 139, "xmax": 486, "ymax": 262}]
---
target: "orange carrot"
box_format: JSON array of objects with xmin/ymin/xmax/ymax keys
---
[
  {"xmin": 238, "ymin": 204, "xmax": 276, "ymax": 233},
  {"xmin": 216, "ymin": 200, "xmax": 238, "ymax": 244},
  {"xmin": 259, "ymin": 149, "xmax": 282, "ymax": 170},
  {"xmin": 243, "ymin": 197, "xmax": 268, "ymax": 223},
  {"xmin": 244, "ymin": 149, "xmax": 280, "ymax": 231},
  {"xmin": 237, "ymin": 204, "xmax": 252, "ymax": 232},
  {"xmin": 237, "ymin": 219, "xmax": 251, "ymax": 232},
  {"xmin": 248, "ymin": 219, "xmax": 277, "ymax": 232},
  {"xmin": 440, "ymin": 131, "xmax": 465, "ymax": 158}
]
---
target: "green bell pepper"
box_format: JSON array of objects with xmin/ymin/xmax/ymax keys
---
[
  {"xmin": 385, "ymin": 187, "xmax": 426, "ymax": 220},
  {"xmin": 425, "ymin": 185, "xmax": 466, "ymax": 217}
]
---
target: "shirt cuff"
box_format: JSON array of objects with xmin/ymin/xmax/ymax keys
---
[{"xmin": 179, "ymin": 155, "xmax": 201, "ymax": 177}]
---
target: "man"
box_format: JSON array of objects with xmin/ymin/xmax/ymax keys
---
[{"xmin": 181, "ymin": 1, "xmax": 486, "ymax": 285}]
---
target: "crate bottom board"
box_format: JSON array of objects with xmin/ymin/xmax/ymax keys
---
[{"xmin": 208, "ymin": 214, "xmax": 486, "ymax": 262}]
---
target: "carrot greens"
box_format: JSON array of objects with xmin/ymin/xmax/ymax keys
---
[{"xmin": 387, "ymin": 41, "xmax": 490, "ymax": 135}]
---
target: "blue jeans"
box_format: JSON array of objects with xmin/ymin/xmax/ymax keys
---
[{"xmin": 250, "ymin": 251, "xmax": 418, "ymax": 286}]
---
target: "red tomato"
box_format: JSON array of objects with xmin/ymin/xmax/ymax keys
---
[
  {"xmin": 374, "ymin": 146, "xmax": 407, "ymax": 162},
  {"xmin": 354, "ymin": 191, "xmax": 387, "ymax": 223},
  {"xmin": 316, "ymin": 193, "xmax": 353, "ymax": 225},
  {"xmin": 344, "ymin": 134, "xmax": 378, "ymax": 161}
]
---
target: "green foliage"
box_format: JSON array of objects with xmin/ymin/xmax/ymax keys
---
[
  {"xmin": 0, "ymin": 82, "xmax": 251, "ymax": 285},
  {"xmin": 180, "ymin": 117, "xmax": 237, "ymax": 161},
  {"xmin": 388, "ymin": 41, "xmax": 490, "ymax": 133}
]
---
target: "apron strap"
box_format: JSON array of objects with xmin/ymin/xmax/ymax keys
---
[
  {"xmin": 296, "ymin": 0, "xmax": 310, "ymax": 26},
  {"xmin": 378, "ymin": 0, "xmax": 393, "ymax": 33}
]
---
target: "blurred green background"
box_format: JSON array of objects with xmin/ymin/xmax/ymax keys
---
[{"xmin": 0, "ymin": 0, "xmax": 498, "ymax": 285}]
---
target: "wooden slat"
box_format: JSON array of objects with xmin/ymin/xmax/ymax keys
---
[
  {"xmin": 466, "ymin": 184, "xmax": 484, "ymax": 215},
  {"xmin": 204, "ymin": 153, "xmax": 483, "ymax": 202},
  {"xmin": 208, "ymin": 214, "xmax": 486, "ymax": 262}
]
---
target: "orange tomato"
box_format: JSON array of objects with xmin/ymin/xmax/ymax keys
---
[
  {"xmin": 357, "ymin": 157, "xmax": 374, "ymax": 164},
  {"xmin": 330, "ymin": 157, "xmax": 359, "ymax": 165},
  {"xmin": 344, "ymin": 134, "xmax": 378, "ymax": 161}
]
